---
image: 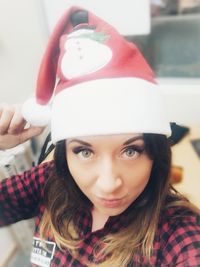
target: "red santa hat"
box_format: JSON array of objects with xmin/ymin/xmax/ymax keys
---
[{"xmin": 22, "ymin": 6, "xmax": 171, "ymax": 143}]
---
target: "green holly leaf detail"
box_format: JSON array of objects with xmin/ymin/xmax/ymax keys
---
[{"xmin": 72, "ymin": 32, "xmax": 110, "ymax": 43}]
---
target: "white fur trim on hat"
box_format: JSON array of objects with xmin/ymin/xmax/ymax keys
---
[
  {"xmin": 51, "ymin": 78, "xmax": 171, "ymax": 143},
  {"xmin": 22, "ymin": 97, "xmax": 51, "ymax": 126}
]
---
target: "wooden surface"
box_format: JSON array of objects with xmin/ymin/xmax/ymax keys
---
[{"xmin": 172, "ymin": 125, "xmax": 200, "ymax": 207}]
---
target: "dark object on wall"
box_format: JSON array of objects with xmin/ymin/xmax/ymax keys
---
[
  {"xmin": 191, "ymin": 139, "xmax": 200, "ymax": 157},
  {"xmin": 160, "ymin": 0, "xmax": 179, "ymax": 15},
  {"xmin": 169, "ymin": 122, "xmax": 190, "ymax": 146}
]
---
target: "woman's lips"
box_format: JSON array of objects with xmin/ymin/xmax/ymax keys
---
[{"xmin": 96, "ymin": 196, "xmax": 125, "ymax": 208}]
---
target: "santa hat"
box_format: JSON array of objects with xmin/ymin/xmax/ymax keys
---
[{"xmin": 22, "ymin": 6, "xmax": 171, "ymax": 143}]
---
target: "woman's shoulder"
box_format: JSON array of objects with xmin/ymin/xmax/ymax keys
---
[
  {"xmin": 152, "ymin": 203, "xmax": 200, "ymax": 265},
  {"xmin": 161, "ymin": 194, "xmax": 200, "ymax": 224},
  {"xmin": 37, "ymin": 160, "xmax": 55, "ymax": 173},
  {"xmin": 156, "ymin": 204, "xmax": 200, "ymax": 262},
  {"xmin": 160, "ymin": 203, "xmax": 200, "ymax": 231},
  {"xmin": 28, "ymin": 160, "xmax": 55, "ymax": 177},
  {"xmin": 26, "ymin": 160, "xmax": 56, "ymax": 186}
]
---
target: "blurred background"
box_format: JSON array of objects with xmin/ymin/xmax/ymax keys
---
[{"xmin": 0, "ymin": 0, "xmax": 200, "ymax": 266}]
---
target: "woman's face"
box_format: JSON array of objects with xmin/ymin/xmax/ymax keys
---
[{"xmin": 66, "ymin": 134, "xmax": 153, "ymax": 217}]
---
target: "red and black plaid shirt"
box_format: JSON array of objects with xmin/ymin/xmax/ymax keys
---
[{"xmin": 0, "ymin": 161, "xmax": 200, "ymax": 266}]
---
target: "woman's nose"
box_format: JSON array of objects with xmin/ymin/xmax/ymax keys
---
[{"xmin": 96, "ymin": 157, "xmax": 122, "ymax": 194}]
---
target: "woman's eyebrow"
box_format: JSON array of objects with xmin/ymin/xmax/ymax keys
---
[
  {"xmin": 123, "ymin": 135, "xmax": 144, "ymax": 146},
  {"xmin": 68, "ymin": 136, "xmax": 143, "ymax": 146},
  {"xmin": 68, "ymin": 139, "xmax": 92, "ymax": 147}
]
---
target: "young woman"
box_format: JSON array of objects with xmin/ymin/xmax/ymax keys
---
[{"xmin": 1, "ymin": 6, "xmax": 200, "ymax": 267}]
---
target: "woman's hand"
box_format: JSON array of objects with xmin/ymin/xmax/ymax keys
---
[{"xmin": 0, "ymin": 103, "xmax": 44, "ymax": 150}]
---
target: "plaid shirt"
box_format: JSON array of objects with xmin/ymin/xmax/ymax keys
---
[{"xmin": 0, "ymin": 161, "xmax": 200, "ymax": 267}]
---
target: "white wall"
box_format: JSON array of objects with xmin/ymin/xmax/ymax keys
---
[
  {"xmin": 43, "ymin": 0, "xmax": 150, "ymax": 35},
  {"xmin": 0, "ymin": 227, "xmax": 17, "ymax": 267},
  {"xmin": 159, "ymin": 79, "xmax": 200, "ymax": 126},
  {"xmin": 0, "ymin": 0, "xmax": 48, "ymax": 103},
  {"xmin": 0, "ymin": 0, "xmax": 48, "ymax": 264}
]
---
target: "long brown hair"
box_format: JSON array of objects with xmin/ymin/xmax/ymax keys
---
[{"xmin": 40, "ymin": 134, "xmax": 199, "ymax": 266}]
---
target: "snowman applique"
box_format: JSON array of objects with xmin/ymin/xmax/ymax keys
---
[{"xmin": 59, "ymin": 28, "xmax": 113, "ymax": 79}]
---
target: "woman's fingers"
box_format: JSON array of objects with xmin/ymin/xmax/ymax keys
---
[
  {"xmin": 0, "ymin": 103, "xmax": 14, "ymax": 134},
  {"xmin": 0, "ymin": 126, "xmax": 45, "ymax": 150},
  {"xmin": 18, "ymin": 126, "xmax": 45, "ymax": 144},
  {"xmin": 8, "ymin": 105, "xmax": 26, "ymax": 134},
  {"xmin": 0, "ymin": 104, "xmax": 25, "ymax": 135},
  {"xmin": 0, "ymin": 103, "xmax": 45, "ymax": 149}
]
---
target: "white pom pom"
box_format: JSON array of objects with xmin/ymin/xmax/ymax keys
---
[{"xmin": 22, "ymin": 97, "xmax": 51, "ymax": 126}]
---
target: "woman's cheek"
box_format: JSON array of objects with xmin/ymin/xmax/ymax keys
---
[{"xmin": 67, "ymin": 160, "xmax": 94, "ymax": 185}]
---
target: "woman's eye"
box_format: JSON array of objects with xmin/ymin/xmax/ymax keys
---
[
  {"xmin": 80, "ymin": 149, "xmax": 93, "ymax": 158},
  {"xmin": 72, "ymin": 147, "xmax": 93, "ymax": 159},
  {"xmin": 124, "ymin": 148, "xmax": 138, "ymax": 158},
  {"xmin": 122, "ymin": 146, "xmax": 144, "ymax": 159}
]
